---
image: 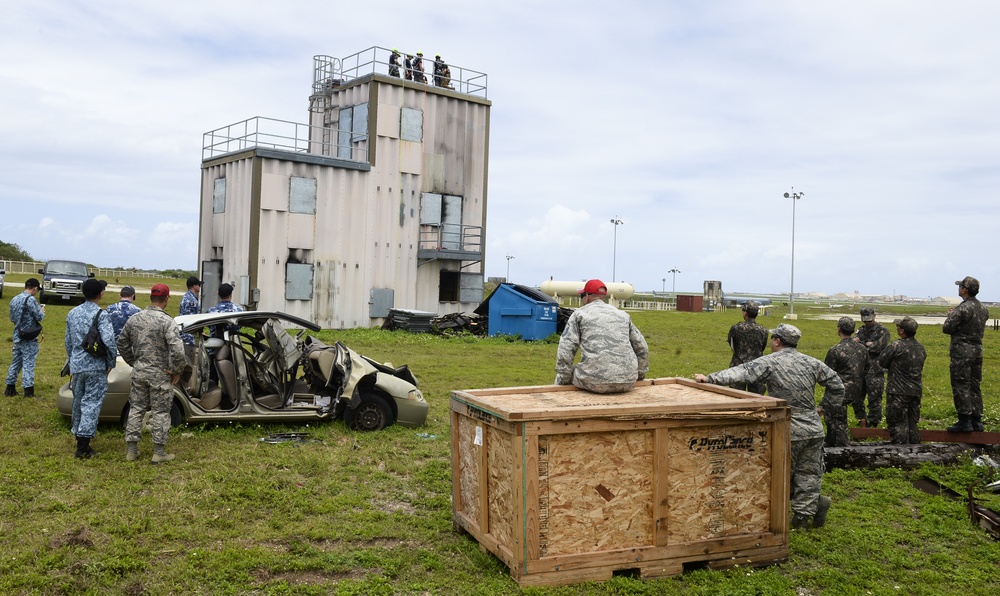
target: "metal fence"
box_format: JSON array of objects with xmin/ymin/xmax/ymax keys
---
[
  {"xmin": 0, "ymin": 260, "xmax": 161, "ymax": 279},
  {"xmin": 314, "ymin": 47, "xmax": 488, "ymax": 98},
  {"xmin": 418, "ymin": 224, "xmax": 483, "ymax": 254},
  {"xmin": 203, "ymin": 116, "xmax": 354, "ymax": 161}
]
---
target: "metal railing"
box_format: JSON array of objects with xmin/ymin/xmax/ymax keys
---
[
  {"xmin": 418, "ymin": 224, "xmax": 483, "ymax": 254},
  {"xmin": 202, "ymin": 116, "xmax": 356, "ymax": 161},
  {"xmin": 0, "ymin": 260, "xmax": 163, "ymax": 279},
  {"xmin": 314, "ymin": 47, "xmax": 488, "ymax": 98}
]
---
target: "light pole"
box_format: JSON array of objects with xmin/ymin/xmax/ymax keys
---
[
  {"xmin": 662, "ymin": 278, "xmax": 666, "ymax": 293},
  {"xmin": 610, "ymin": 217, "xmax": 623, "ymax": 282},
  {"xmin": 505, "ymin": 254, "xmax": 515, "ymax": 281},
  {"xmin": 783, "ymin": 188, "xmax": 804, "ymax": 319},
  {"xmin": 668, "ymin": 268, "xmax": 681, "ymax": 293}
]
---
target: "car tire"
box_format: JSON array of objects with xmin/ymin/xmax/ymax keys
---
[
  {"xmin": 119, "ymin": 401, "xmax": 184, "ymax": 428},
  {"xmin": 344, "ymin": 392, "xmax": 394, "ymax": 432}
]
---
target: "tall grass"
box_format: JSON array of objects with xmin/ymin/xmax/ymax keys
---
[{"xmin": 1, "ymin": 284, "xmax": 998, "ymax": 594}]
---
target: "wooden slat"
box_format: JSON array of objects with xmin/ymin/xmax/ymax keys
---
[{"xmin": 850, "ymin": 427, "xmax": 1000, "ymax": 445}]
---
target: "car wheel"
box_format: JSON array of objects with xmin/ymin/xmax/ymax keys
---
[
  {"xmin": 344, "ymin": 392, "xmax": 394, "ymax": 432},
  {"xmin": 119, "ymin": 401, "xmax": 184, "ymax": 428}
]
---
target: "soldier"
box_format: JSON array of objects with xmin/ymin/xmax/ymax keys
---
[
  {"xmin": 207, "ymin": 283, "xmax": 244, "ymax": 337},
  {"xmin": 942, "ymin": 276, "xmax": 989, "ymax": 432},
  {"xmin": 65, "ymin": 278, "xmax": 117, "ymax": 458},
  {"xmin": 118, "ymin": 283, "xmax": 188, "ymax": 463},
  {"xmin": 853, "ymin": 307, "xmax": 889, "ymax": 427},
  {"xmin": 5, "ymin": 278, "xmax": 44, "ymax": 398},
  {"xmin": 106, "ymin": 285, "xmax": 142, "ymax": 338},
  {"xmin": 695, "ymin": 324, "xmax": 844, "ymax": 529},
  {"xmin": 555, "ymin": 279, "xmax": 649, "ymax": 394},
  {"xmin": 179, "ymin": 276, "xmax": 202, "ymax": 361},
  {"xmin": 879, "ymin": 317, "xmax": 926, "ymax": 444},
  {"xmin": 388, "ymin": 48, "xmax": 401, "ymax": 77},
  {"xmin": 823, "ymin": 317, "xmax": 867, "ymax": 447},
  {"xmin": 726, "ymin": 300, "xmax": 769, "ymax": 394}
]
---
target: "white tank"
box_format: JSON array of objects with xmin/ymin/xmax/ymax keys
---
[{"xmin": 539, "ymin": 280, "xmax": 635, "ymax": 299}]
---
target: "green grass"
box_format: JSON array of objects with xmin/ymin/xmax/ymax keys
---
[{"xmin": 1, "ymin": 287, "xmax": 999, "ymax": 594}]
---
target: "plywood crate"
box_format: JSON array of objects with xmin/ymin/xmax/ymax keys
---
[{"xmin": 450, "ymin": 377, "xmax": 791, "ymax": 587}]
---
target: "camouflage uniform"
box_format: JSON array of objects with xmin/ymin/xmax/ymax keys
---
[
  {"xmin": 118, "ymin": 306, "xmax": 187, "ymax": 447},
  {"xmin": 207, "ymin": 299, "xmax": 244, "ymax": 337},
  {"xmin": 65, "ymin": 302, "xmax": 117, "ymax": 438},
  {"xmin": 878, "ymin": 336, "xmax": 926, "ymax": 444},
  {"xmin": 855, "ymin": 321, "xmax": 889, "ymax": 426},
  {"xmin": 823, "ymin": 338, "xmax": 867, "ymax": 446},
  {"xmin": 705, "ymin": 346, "xmax": 844, "ymax": 518},
  {"xmin": 555, "ymin": 300, "xmax": 649, "ymax": 394},
  {"xmin": 726, "ymin": 319, "xmax": 769, "ymax": 394},
  {"xmin": 942, "ymin": 297, "xmax": 989, "ymax": 420},
  {"xmin": 6, "ymin": 291, "xmax": 45, "ymax": 391},
  {"xmin": 106, "ymin": 298, "xmax": 142, "ymax": 337},
  {"xmin": 178, "ymin": 289, "xmax": 200, "ymax": 358}
]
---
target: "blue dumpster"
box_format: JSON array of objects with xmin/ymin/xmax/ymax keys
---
[{"xmin": 477, "ymin": 283, "xmax": 558, "ymax": 340}]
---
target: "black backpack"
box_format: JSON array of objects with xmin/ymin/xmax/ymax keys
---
[{"xmin": 81, "ymin": 310, "xmax": 109, "ymax": 359}]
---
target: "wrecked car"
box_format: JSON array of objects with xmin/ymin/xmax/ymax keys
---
[{"xmin": 57, "ymin": 311, "xmax": 428, "ymax": 431}]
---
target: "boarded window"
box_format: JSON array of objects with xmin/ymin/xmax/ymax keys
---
[
  {"xmin": 401, "ymin": 107, "xmax": 423, "ymax": 142},
  {"xmin": 213, "ymin": 178, "xmax": 226, "ymax": 214},
  {"xmin": 289, "ymin": 177, "xmax": 317, "ymax": 214},
  {"xmin": 337, "ymin": 103, "xmax": 369, "ymax": 159},
  {"xmin": 285, "ymin": 263, "xmax": 314, "ymax": 300}
]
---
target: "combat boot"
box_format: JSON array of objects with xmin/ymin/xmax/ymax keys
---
[
  {"xmin": 813, "ymin": 496, "xmax": 832, "ymax": 528},
  {"xmin": 4, "ymin": 384, "xmax": 17, "ymax": 397},
  {"xmin": 152, "ymin": 444, "xmax": 175, "ymax": 464},
  {"xmin": 23, "ymin": 386, "xmax": 34, "ymax": 398},
  {"xmin": 126, "ymin": 441, "xmax": 140, "ymax": 462},
  {"xmin": 791, "ymin": 513, "xmax": 811, "ymax": 529},
  {"xmin": 74, "ymin": 437, "xmax": 97, "ymax": 459},
  {"xmin": 970, "ymin": 414, "xmax": 985, "ymax": 433},
  {"xmin": 947, "ymin": 415, "xmax": 974, "ymax": 433}
]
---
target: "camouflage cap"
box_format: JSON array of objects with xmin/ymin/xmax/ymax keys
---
[
  {"xmin": 955, "ymin": 276, "xmax": 980, "ymax": 296},
  {"xmin": 769, "ymin": 323, "xmax": 801, "ymax": 347},
  {"xmin": 893, "ymin": 316, "xmax": 918, "ymax": 336},
  {"xmin": 837, "ymin": 316, "xmax": 855, "ymax": 335},
  {"xmin": 860, "ymin": 307, "xmax": 875, "ymax": 322}
]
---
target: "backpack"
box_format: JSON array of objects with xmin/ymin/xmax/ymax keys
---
[{"xmin": 81, "ymin": 310, "xmax": 109, "ymax": 359}]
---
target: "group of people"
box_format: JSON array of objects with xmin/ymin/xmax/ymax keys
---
[
  {"xmin": 388, "ymin": 49, "xmax": 453, "ymax": 89},
  {"xmin": 554, "ymin": 275, "xmax": 989, "ymax": 532},
  {"xmin": 6, "ymin": 275, "xmax": 243, "ymax": 462}
]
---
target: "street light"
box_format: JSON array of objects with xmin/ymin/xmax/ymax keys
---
[
  {"xmin": 783, "ymin": 188, "xmax": 804, "ymax": 319},
  {"xmin": 662, "ymin": 277, "xmax": 666, "ymax": 293},
  {"xmin": 505, "ymin": 254, "xmax": 515, "ymax": 281},
  {"xmin": 667, "ymin": 268, "xmax": 681, "ymax": 293},
  {"xmin": 610, "ymin": 217, "xmax": 623, "ymax": 281}
]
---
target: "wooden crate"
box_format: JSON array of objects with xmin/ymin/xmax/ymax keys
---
[{"xmin": 450, "ymin": 377, "xmax": 791, "ymax": 587}]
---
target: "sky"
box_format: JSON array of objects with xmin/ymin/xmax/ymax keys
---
[{"xmin": 2, "ymin": 1, "xmax": 998, "ymax": 302}]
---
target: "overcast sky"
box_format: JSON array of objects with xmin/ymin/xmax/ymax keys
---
[{"xmin": 2, "ymin": 1, "xmax": 997, "ymax": 301}]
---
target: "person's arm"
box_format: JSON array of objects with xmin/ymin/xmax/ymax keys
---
[
  {"xmin": 554, "ymin": 317, "xmax": 580, "ymax": 385},
  {"xmin": 98, "ymin": 311, "xmax": 117, "ymax": 370},
  {"xmin": 630, "ymin": 323, "xmax": 649, "ymax": 380},
  {"xmin": 818, "ymin": 362, "xmax": 846, "ymax": 408}
]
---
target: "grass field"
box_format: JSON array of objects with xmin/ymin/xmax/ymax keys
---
[{"xmin": 1, "ymin": 275, "xmax": 998, "ymax": 594}]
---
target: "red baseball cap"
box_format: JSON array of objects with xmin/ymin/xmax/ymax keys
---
[
  {"xmin": 579, "ymin": 279, "xmax": 608, "ymax": 296},
  {"xmin": 150, "ymin": 284, "xmax": 170, "ymax": 297}
]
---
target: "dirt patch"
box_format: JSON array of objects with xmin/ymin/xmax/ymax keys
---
[
  {"xmin": 252, "ymin": 568, "xmax": 379, "ymax": 585},
  {"xmin": 51, "ymin": 527, "xmax": 94, "ymax": 549}
]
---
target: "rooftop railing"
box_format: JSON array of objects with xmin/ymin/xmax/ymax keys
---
[
  {"xmin": 202, "ymin": 116, "xmax": 358, "ymax": 161},
  {"xmin": 313, "ymin": 47, "xmax": 488, "ymax": 98}
]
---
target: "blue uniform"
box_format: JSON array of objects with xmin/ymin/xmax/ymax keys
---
[
  {"xmin": 178, "ymin": 289, "xmax": 200, "ymax": 346},
  {"xmin": 6, "ymin": 291, "xmax": 45, "ymax": 390},
  {"xmin": 106, "ymin": 299, "xmax": 142, "ymax": 337},
  {"xmin": 207, "ymin": 300, "xmax": 244, "ymax": 337},
  {"xmin": 65, "ymin": 302, "xmax": 117, "ymax": 438}
]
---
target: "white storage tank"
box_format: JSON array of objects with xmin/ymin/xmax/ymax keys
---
[{"xmin": 539, "ymin": 280, "xmax": 635, "ymax": 300}]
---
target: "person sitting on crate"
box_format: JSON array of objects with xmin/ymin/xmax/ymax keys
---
[
  {"xmin": 554, "ymin": 279, "xmax": 648, "ymax": 394},
  {"xmin": 695, "ymin": 323, "xmax": 845, "ymax": 530}
]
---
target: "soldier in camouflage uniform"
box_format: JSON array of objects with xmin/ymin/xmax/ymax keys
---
[
  {"xmin": 726, "ymin": 300, "xmax": 769, "ymax": 394},
  {"xmin": 118, "ymin": 284, "xmax": 188, "ymax": 463},
  {"xmin": 65, "ymin": 279, "xmax": 117, "ymax": 458},
  {"xmin": 822, "ymin": 317, "xmax": 867, "ymax": 447},
  {"xmin": 207, "ymin": 283, "xmax": 244, "ymax": 337},
  {"xmin": 854, "ymin": 307, "xmax": 889, "ymax": 427},
  {"xmin": 878, "ymin": 317, "xmax": 926, "ymax": 444},
  {"xmin": 105, "ymin": 285, "xmax": 142, "ymax": 338},
  {"xmin": 179, "ymin": 276, "xmax": 202, "ymax": 362},
  {"xmin": 5, "ymin": 278, "xmax": 44, "ymax": 397},
  {"xmin": 942, "ymin": 276, "xmax": 990, "ymax": 432},
  {"xmin": 695, "ymin": 323, "xmax": 844, "ymax": 529},
  {"xmin": 555, "ymin": 279, "xmax": 649, "ymax": 394}
]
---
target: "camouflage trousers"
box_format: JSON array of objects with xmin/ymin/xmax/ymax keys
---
[
  {"xmin": 70, "ymin": 370, "xmax": 108, "ymax": 439},
  {"xmin": 5, "ymin": 340, "xmax": 39, "ymax": 388},
  {"xmin": 855, "ymin": 370, "xmax": 884, "ymax": 426},
  {"xmin": 823, "ymin": 405, "xmax": 850, "ymax": 447},
  {"xmin": 886, "ymin": 393, "xmax": 921, "ymax": 445},
  {"xmin": 949, "ymin": 356, "xmax": 983, "ymax": 417},
  {"xmin": 124, "ymin": 374, "xmax": 174, "ymax": 445},
  {"xmin": 790, "ymin": 437, "xmax": 825, "ymax": 516}
]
